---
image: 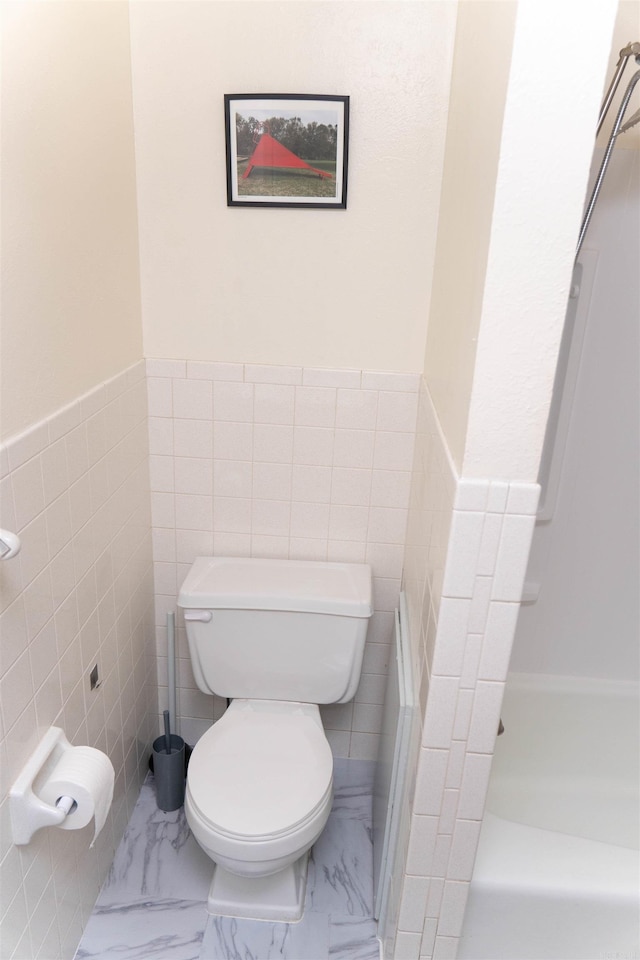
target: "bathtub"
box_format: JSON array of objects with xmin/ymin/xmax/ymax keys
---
[{"xmin": 458, "ymin": 673, "xmax": 640, "ymax": 960}]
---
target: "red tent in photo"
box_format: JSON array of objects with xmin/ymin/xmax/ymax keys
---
[{"xmin": 242, "ymin": 133, "xmax": 333, "ymax": 180}]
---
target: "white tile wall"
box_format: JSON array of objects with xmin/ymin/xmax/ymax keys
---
[
  {"xmin": 0, "ymin": 362, "xmax": 156, "ymax": 960},
  {"xmin": 383, "ymin": 380, "xmax": 539, "ymax": 959},
  {"xmin": 147, "ymin": 360, "xmax": 419, "ymax": 756}
]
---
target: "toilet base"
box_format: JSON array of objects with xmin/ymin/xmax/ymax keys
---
[{"xmin": 206, "ymin": 852, "xmax": 309, "ymax": 922}]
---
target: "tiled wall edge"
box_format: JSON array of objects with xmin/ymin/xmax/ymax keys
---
[
  {"xmin": 0, "ymin": 358, "xmax": 155, "ymax": 960},
  {"xmin": 1, "ymin": 360, "xmax": 146, "ymax": 473},
  {"xmin": 390, "ymin": 379, "xmax": 541, "ymax": 959},
  {"xmin": 145, "ymin": 358, "xmax": 421, "ymax": 393}
]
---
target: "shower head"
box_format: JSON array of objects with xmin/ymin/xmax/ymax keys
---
[{"xmin": 619, "ymin": 105, "xmax": 640, "ymax": 134}]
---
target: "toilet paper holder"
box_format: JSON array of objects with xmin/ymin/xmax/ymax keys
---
[{"xmin": 11, "ymin": 727, "xmax": 86, "ymax": 844}]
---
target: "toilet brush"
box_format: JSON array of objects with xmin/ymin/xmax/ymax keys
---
[
  {"xmin": 164, "ymin": 710, "xmax": 171, "ymax": 754},
  {"xmin": 149, "ymin": 612, "xmax": 192, "ymax": 773}
]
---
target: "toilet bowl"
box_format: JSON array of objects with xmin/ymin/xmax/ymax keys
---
[
  {"xmin": 185, "ymin": 698, "xmax": 334, "ymax": 919},
  {"xmin": 177, "ymin": 556, "xmax": 373, "ymax": 922}
]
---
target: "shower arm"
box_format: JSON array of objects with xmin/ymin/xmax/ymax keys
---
[
  {"xmin": 596, "ymin": 42, "xmax": 640, "ymax": 137},
  {"xmin": 575, "ymin": 64, "xmax": 640, "ymax": 261}
]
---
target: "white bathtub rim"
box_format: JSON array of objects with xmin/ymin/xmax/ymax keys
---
[
  {"xmin": 507, "ymin": 670, "xmax": 639, "ymax": 699},
  {"xmin": 474, "ymin": 812, "xmax": 639, "ymax": 899}
]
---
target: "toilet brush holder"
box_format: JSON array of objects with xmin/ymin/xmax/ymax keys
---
[{"xmin": 152, "ymin": 734, "xmax": 185, "ymax": 812}]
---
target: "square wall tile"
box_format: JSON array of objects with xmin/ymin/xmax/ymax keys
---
[
  {"xmin": 173, "ymin": 419, "xmax": 212, "ymax": 459},
  {"xmin": 333, "ymin": 429, "xmax": 374, "ymax": 469},
  {"xmin": 253, "ymin": 424, "xmax": 294, "ymax": 464},
  {"xmin": 254, "ymin": 383, "xmax": 295, "ymax": 425},
  {"xmin": 174, "ymin": 457, "xmax": 213, "ymax": 497},
  {"xmin": 293, "ymin": 426, "xmax": 334, "ymax": 467},
  {"xmin": 377, "ymin": 391, "xmax": 418, "ymax": 433},
  {"xmin": 252, "ymin": 462, "xmax": 292, "ymax": 501},
  {"xmin": 370, "ymin": 469, "xmax": 412, "ymax": 509},
  {"xmin": 172, "ymin": 378, "xmax": 213, "ymax": 420},
  {"xmin": 368, "ymin": 506, "xmax": 408, "ymax": 545},
  {"xmin": 336, "ymin": 389, "xmax": 378, "ymax": 429},
  {"xmin": 213, "ymin": 381, "xmax": 253, "ymax": 421},
  {"xmin": 331, "ymin": 467, "xmax": 372, "ymax": 506},
  {"xmin": 373, "ymin": 432, "xmax": 414, "ymax": 471},
  {"xmin": 349, "ymin": 731, "xmax": 380, "ymax": 760},
  {"xmin": 213, "ymin": 460, "xmax": 252, "ymax": 499},
  {"xmin": 294, "ymin": 386, "xmax": 337, "ymax": 427},
  {"xmin": 213, "ymin": 421, "xmax": 253, "ymax": 461},
  {"xmin": 176, "ymin": 529, "xmax": 213, "ymax": 563},
  {"xmin": 251, "ymin": 499, "xmax": 291, "ymax": 538},
  {"xmin": 174, "ymin": 494, "xmax": 213, "ymax": 531},
  {"xmin": 453, "ymin": 479, "xmax": 489, "ymax": 512},
  {"xmin": 292, "ymin": 464, "xmax": 332, "ymax": 503},
  {"xmin": 329, "ymin": 504, "xmax": 369, "ymax": 542},
  {"xmin": 365, "ymin": 542, "xmax": 404, "ymax": 579},
  {"xmin": 213, "ymin": 497, "xmax": 251, "ymax": 534}
]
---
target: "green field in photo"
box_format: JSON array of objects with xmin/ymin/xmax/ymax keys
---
[{"xmin": 237, "ymin": 160, "xmax": 337, "ymax": 198}]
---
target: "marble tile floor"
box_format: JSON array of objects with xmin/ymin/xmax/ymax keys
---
[{"xmin": 75, "ymin": 759, "xmax": 381, "ymax": 960}]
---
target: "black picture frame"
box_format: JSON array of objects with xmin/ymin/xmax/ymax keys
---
[{"xmin": 224, "ymin": 94, "xmax": 349, "ymax": 209}]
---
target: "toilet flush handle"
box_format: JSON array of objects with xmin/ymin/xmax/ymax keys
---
[{"xmin": 183, "ymin": 610, "xmax": 212, "ymax": 622}]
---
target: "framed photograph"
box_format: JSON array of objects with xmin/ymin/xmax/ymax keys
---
[{"xmin": 224, "ymin": 94, "xmax": 349, "ymax": 208}]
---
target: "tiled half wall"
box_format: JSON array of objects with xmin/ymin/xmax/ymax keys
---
[
  {"xmin": 146, "ymin": 359, "xmax": 420, "ymax": 758},
  {"xmin": 0, "ymin": 362, "xmax": 156, "ymax": 960},
  {"xmin": 383, "ymin": 381, "xmax": 540, "ymax": 960}
]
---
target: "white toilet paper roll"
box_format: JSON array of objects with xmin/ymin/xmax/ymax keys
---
[{"xmin": 39, "ymin": 746, "xmax": 115, "ymax": 846}]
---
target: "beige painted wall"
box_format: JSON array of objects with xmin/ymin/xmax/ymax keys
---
[
  {"xmin": 1, "ymin": 1, "xmax": 142, "ymax": 441},
  {"xmin": 424, "ymin": 0, "xmax": 619, "ymax": 481},
  {"xmin": 462, "ymin": 0, "xmax": 618, "ymax": 480},
  {"xmin": 130, "ymin": 1, "xmax": 457, "ymax": 372},
  {"xmin": 422, "ymin": 0, "xmax": 517, "ymax": 473}
]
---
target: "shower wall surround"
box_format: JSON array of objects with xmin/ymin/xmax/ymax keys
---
[
  {"xmin": 0, "ymin": 362, "xmax": 156, "ymax": 960},
  {"xmin": 147, "ymin": 358, "xmax": 419, "ymax": 758},
  {"xmin": 383, "ymin": 381, "xmax": 540, "ymax": 960}
]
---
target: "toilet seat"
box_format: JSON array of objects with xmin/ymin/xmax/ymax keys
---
[{"xmin": 187, "ymin": 699, "xmax": 333, "ymax": 842}]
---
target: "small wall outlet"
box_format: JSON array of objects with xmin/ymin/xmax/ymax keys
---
[{"xmin": 89, "ymin": 664, "xmax": 100, "ymax": 690}]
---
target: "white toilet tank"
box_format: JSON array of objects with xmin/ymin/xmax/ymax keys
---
[{"xmin": 178, "ymin": 558, "xmax": 373, "ymax": 704}]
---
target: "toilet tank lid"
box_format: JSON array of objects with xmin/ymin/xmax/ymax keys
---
[{"xmin": 178, "ymin": 557, "xmax": 373, "ymax": 617}]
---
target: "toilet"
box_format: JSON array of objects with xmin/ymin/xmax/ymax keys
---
[{"xmin": 177, "ymin": 556, "xmax": 373, "ymax": 922}]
